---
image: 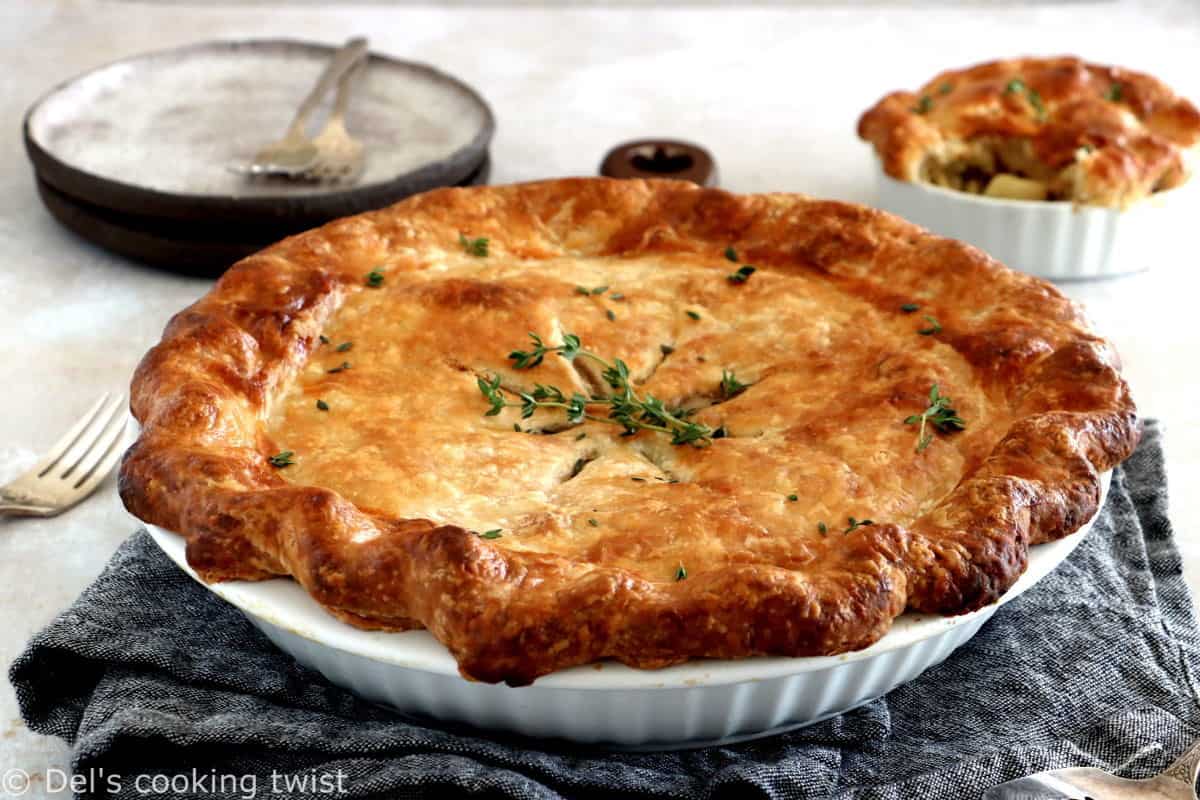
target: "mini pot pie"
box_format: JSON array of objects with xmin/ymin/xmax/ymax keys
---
[
  {"xmin": 859, "ymin": 55, "xmax": 1200, "ymax": 207},
  {"xmin": 121, "ymin": 178, "xmax": 1140, "ymax": 685},
  {"xmin": 858, "ymin": 56, "xmax": 1200, "ymax": 279}
]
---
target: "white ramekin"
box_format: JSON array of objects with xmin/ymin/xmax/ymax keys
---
[
  {"xmin": 873, "ymin": 163, "xmax": 1197, "ymax": 281},
  {"xmin": 143, "ymin": 473, "xmax": 1108, "ymax": 750}
]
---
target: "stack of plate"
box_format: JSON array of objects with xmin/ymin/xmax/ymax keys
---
[{"xmin": 24, "ymin": 40, "xmax": 494, "ymax": 275}]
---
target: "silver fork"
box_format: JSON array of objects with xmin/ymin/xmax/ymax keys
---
[
  {"xmin": 228, "ymin": 37, "xmax": 368, "ymax": 177},
  {"xmin": 301, "ymin": 56, "xmax": 366, "ymax": 183},
  {"xmin": 0, "ymin": 394, "xmax": 131, "ymax": 518},
  {"xmin": 984, "ymin": 737, "xmax": 1200, "ymax": 799}
]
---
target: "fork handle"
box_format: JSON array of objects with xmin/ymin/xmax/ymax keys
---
[
  {"xmin": 0, "ymin": 487, "xmax": 51, "ymax": 517},
  {"xmin": 0, "ymin": 489, "xmax": 55, "ymax": 518},
  {"xmin": 285, "ymin": 37, "xmax": 369, "ymax": 136},
  {"xmin": 329, "ymin": 55, "xmax": 365, "ymax": 120},
  {"xmin": 0, "ymin": 503, "xmax": 56, "ymax": 518},
  {"xmin": 1162, "ymin": 737, "xmax": 1200, "ymax": 785}
]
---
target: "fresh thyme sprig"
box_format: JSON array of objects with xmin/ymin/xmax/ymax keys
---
[
  {"xmin": 917, "ymin": 315, "xmax": 942, "ymax": 335},
  {"xmin": 904, "ymin": 383, "xmax": 967, "ymax": 452},
  {"xmin": 727, "ymin": 265, "xmax": 756, "ymax": 284},
  {"xmin": 478, "ymin": 332, "xmax": 719, "ymax": 447},
  {"xmin": 1004, "ymin": 77, "xmax": 1046, "ymax": 121},
  {"xmin": 477, "ymin": 374, "xmax": 507, "ymax": 416},
  {"xmin": 723, "ymin": 246, "xmax": 756, "ymax": 283},
  {"xmin": 720, "ymin": 369, "xmax": 748, "ymax": 398},
  {"xmin": 1027, "ymin": 90, "xmax": 1046, "ymax": 120},
  {"xmin": 844, "ymin": 516, "xmax": 874, "ymax": 534},
  {"xmin": 268, "ymin": 450, "xmax": 295, "ymax": 468},
  {"xmin": 459, "ymin": 233, "xmax": 489, "ymax": 257},
  {"xmin": 506, "ymin": 332, "xmax": 577, "ymax": 369}
]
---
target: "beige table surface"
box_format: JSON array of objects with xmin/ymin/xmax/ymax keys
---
[{"xmin": 2, "ymin": 1, "xmax": 1199, "ymax": 795}]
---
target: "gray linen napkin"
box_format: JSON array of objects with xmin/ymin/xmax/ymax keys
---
[{"xmin": 10, "ymin": 420, "xmax": 1200, "ymax": 799}]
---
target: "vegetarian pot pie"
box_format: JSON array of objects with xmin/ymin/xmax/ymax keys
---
[
  {"xmin": 858, "ymin": 56, "xmax": 1200, "ymax": 207},
  {"xmin": 121, "ymin": 178, "xmax": 1140, "ymax": 685}
]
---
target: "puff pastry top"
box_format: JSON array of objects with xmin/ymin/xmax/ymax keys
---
[
  {"xmin": 858, "ymin": 56, "xmax": 1200, "ymax": 207},
  {"xmin": 121, "ymin": 178, "xmax": 1140, "ymax": 685}
]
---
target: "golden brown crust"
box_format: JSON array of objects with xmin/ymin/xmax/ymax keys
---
[
  {"xmin": 120, "ymin": 178, "xmax": 1139, "ymax": 685},
  {"xmin": 858, "ymin": 55, "xmax": 1200, "ymax": 206}
]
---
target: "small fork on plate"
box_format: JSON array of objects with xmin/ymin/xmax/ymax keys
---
[
  {"xmin": 301, "ymin": 56, "xmax": 366, "ymax": 183},
  {"xmin": 228, "ymin": 37, "xmax": 368, "ymax": 177},
  {"xmin": 0, "ymin": 394, "xmax": 132, "ymax": 518}
]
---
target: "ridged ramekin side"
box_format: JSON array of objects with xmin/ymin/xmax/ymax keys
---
[{"xmin": 873, "ymin": 166, "xmax": 1197, "ymax": 281}]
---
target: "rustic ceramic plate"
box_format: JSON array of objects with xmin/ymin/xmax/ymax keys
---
[
  {"xmin": 36, "ymin": 154, "xmax": 490, "ymax": 275},
  {"xmin": 25, "ymin": 38, "xmax": 494, "ymax": 226}
]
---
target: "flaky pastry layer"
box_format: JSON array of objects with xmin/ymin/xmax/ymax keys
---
[
  {"xmin": 858, "ymin": 55, "xmax": 1200, "ymax": 207},
  {"xmin": 121, "ymin": 178, "xmax": 1140, "ymax": 684}
]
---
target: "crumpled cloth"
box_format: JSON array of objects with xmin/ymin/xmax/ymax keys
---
[{"xmin": 11, "ymin": 420, "xmax": 1199, "ymax": 799}]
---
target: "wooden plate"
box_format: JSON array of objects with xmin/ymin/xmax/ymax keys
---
[
  {"xmin": 37, "ymin": 154, "xmax": 491, "ymax": 276},
  {"xmin": 25, "ymin": 39, "xmax": 494, "ymax": 226}
]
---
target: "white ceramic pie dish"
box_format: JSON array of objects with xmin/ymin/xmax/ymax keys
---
[
  {"xmin": 872, "ymin": 162, "xmax": 1197, "ymax": 281},
  {"xmin": 143, "ymin": 472, "xmax": 1108, "ymax": 749}
]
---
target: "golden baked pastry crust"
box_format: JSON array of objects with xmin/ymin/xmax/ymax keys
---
[
  {"xmin": 120, "ymin": 178, "xmax": 1140, "ymax": 685},
  {"xmin": 858, "ymin": 55, "xmax": 1200, "ymax": 207}
]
